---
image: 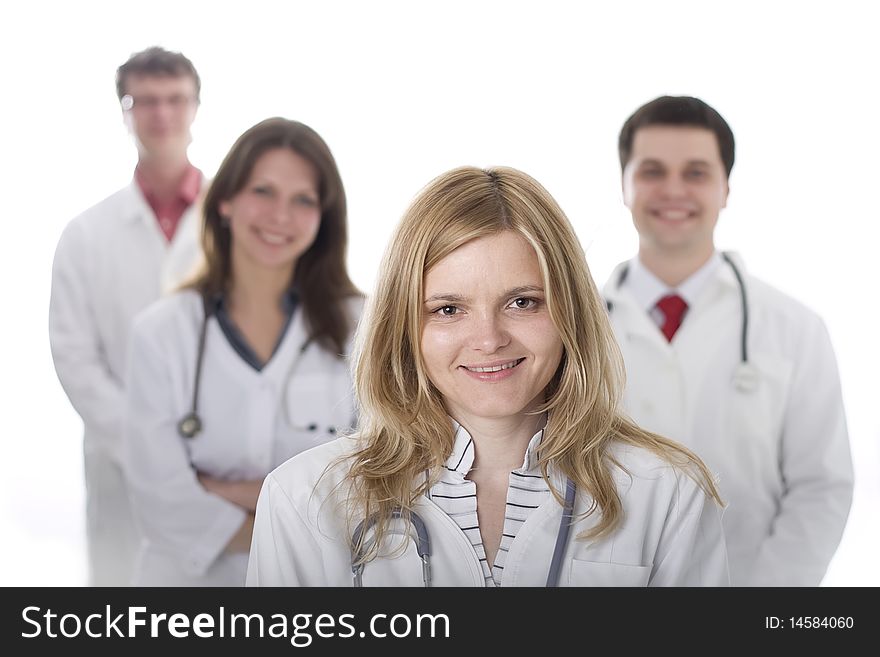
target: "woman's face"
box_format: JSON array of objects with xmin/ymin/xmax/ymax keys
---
[
  {"xmin": 420, "ymin": 231, "xmax": 564, "ymax": 425},
  {"xmin": 220, "ymin": 147, "xmax": 321, "ymax": 275}
]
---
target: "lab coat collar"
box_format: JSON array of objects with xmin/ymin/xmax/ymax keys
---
[
  {"xmin": 683, "ymin": 250, "xmax": 749, "ymax": 313},
  {"xmin": 604, "ymin": 250, "xmax": 748, "ymax": 308},
  {"xmin": 627, "ymin": 252, "xmax": 723, "ymax": 312},
  {"xmin": 602, "ymin": 260, "xmax": 633, "ymax": 305},
  {"xmin": 442, "ymin": 418, "xmax": 546, "ymax": 480},
  {"xmin": 135, "ymin": 162, "xmax": 202, "ymax": 208},
  {"xmin": 123, "ymin": 180, "xmax": 156, "ymax": 224},
  {"xmin": 114, "ymin": 179, "xmax": 206, "ymax": 294},
  {"xmin": 122, "ymin": 175, "xmax": 205, "ymax": 234},
  {"xmin": 603, "ymin": 251, "xmax": 749, "ymax": 350},
  {"xmin": 196, "ymin": 286, "xmax": 313, "ymax": 385},
  {"xmin": 603, "ymin": 262, "xmax": 664, "ymax": 343},
  {"xmin": 713, "ymin": 251, "xmax": 748, "ymax": 292}
]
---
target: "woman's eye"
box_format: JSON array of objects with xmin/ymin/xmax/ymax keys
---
[
  {"xmin": 435, "ymin": 305, "xmax": 459, "ymax": 316},
  {"xmin": 253, "ymin": 186, "xmax": 272, "ymax": 196},
  {"xmin": 295, "ymin": 196, "xmax": 319, "ymax": 207},
  {"xmin": 510, "ymin": 297, "xmax": 537, "ymax": 310}
]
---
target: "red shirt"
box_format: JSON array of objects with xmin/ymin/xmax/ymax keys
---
[{"xmin": 135, "ymin": 163, "xmax": 202, "ymax": 242}]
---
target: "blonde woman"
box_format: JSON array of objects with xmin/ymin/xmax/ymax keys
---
[{"xmin": 246, "ymin": 166, "xmax": 729, "ymax": 587}]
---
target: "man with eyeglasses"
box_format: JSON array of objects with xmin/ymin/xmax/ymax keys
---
[{"xmin": 49, "ymin": 46, "xmax": 204, "ymax": 586}]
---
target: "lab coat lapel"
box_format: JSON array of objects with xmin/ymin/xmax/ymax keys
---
[
  {"xmin": 603, "ymin": 261, "xmax": 669, "ymax": 349},
  {"xmin": 124, "ymin": 181, "xmax": 167, "ymax": 240},
  {"xmin": 163, "ymin": 195, "xmax": 203, "ymax": 291},
  {"xmin": 121, "ymin": 179, "xmax": 205, "ymax": 293},
  {"xmin": 672, "ymin": 253, "xmax": 744, "ymax": 351}
]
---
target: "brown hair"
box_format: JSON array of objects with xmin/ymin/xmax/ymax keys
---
[
  {"xmin": 116, "ymin": 46, "xmax": 201, "ymax": 101},
  {"xmin": 619, "ymin": 95, "xmax": 735, "ymax": 177},
  {"xmin": 189, "ymin": 117, "xmax": 361, "ymax": 354}
]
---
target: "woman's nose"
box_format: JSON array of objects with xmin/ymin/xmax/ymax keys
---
[{"xmin": 468, "ymin": 313, "xmax": 510, "ymax": 353}]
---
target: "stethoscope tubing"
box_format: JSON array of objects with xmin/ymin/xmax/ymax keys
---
[
  {"xmin": 177, "ymin": 296, "xmax": 317, "ymax": 439},
  {"xmin": 720, "ymin": 252, "xmax": 749, "ymax": 364},
  {"xmin": 177, "ymin": 296, "xmax": 212, "ymax": 439},
  {"xmin": 350, "ymin": 478, "xmax": 577, "ymax": 587},
  {"xmin": 606, "ymin": 251, "xmax": 751, "ymax": 368}
]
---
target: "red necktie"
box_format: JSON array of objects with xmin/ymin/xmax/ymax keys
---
[{"xmin": 656, "ymin": 294, "xmax": 688, "ymax": 342}]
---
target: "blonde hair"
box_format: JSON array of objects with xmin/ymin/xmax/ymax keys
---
[{"xmin": 345, "ymin": 166, "xmax": 721, "ymax": 558}]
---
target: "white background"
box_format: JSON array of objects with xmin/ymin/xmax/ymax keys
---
[{"xmin": 1, "ymin": 0, "xmax": 877, "ymax": 585}]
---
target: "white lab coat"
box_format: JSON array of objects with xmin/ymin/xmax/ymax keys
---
[
  {"xmin": 123, "ymin": 290, "xmax": 361, "ymax": 586},
  {"xmin": 246, "ymin": 436, "xmax": 729, "ymax": 586},
  {"xmin": 602, "ymin": 254, "xmax": 853, "ymax": 586},
  {"xmin": 49, "ymin": 180, "xmax": 202, "ymax": 585}
]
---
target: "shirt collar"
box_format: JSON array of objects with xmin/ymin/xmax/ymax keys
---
[
  {"xmin": 134, "ymin": 162, "xmax": 202, "ymax": 205},
  {"xmin": 442, "ymin": 418, "xmax": 546, "ymax": 479},
  {"xmin": 626, "ymin": 251, "xmax": 722, "ymax": 312}
]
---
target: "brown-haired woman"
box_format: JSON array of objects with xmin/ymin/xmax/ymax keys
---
[{"xmin": 123, "ymin": 118, "xmax": 363, "ymax": 586}]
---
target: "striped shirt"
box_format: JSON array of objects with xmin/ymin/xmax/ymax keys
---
[{"xmin": 429, "ymin": 421, "xmax": 551, "ymax": 587}]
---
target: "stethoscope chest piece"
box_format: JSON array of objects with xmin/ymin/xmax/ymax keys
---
[
  {"xmin": 733, "ymin": 363, "xmax": 760, "ymax": 393},
  {"xmin": 178, "ymin": 412, "xmax": 202, "ymax": 439}
]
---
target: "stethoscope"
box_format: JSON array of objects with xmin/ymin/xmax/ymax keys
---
[
  {"xmin": 176, "ymin": 296, "xmax": 337, "ymax": 439},
  {"xmin": 350, "ymin": 478, "xmax": 577, "ymax": 587},
  {"xmin": 605, "ymin": 252, "xmax": 759, "ymax": 393}
]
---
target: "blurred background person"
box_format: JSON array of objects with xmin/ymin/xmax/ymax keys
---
[
  {"xmin": 48, "ymin": 46, "xmax": 205, "ymax": 586},
  {"xmin": 124, "ymin": 118, "xmax": 363, "ymax": 585},
  {"xmin": 603, "ymin": 95, "xmax": 853, "ymax": 585}
]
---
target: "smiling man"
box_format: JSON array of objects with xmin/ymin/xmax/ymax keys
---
[
  {"xmin": 603, "ymin": 95, "xmax": 853, "ymax": 586},
  {"xmin": 49, "ymin": 47, "xmax": 205, "ymax": 586}
]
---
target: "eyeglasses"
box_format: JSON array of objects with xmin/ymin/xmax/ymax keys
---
[{"xmin": 121, "ymin": 93, "xmax": 198, "ymax": 112}]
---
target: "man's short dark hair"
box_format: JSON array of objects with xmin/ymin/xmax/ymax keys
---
[
  {"xmin": 618, "ymin": 96, "xmax": 735, "ymax": 178},
  {"xmin": 116, "ymin": 46, "xmax": 201, "ymax": 101}
]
